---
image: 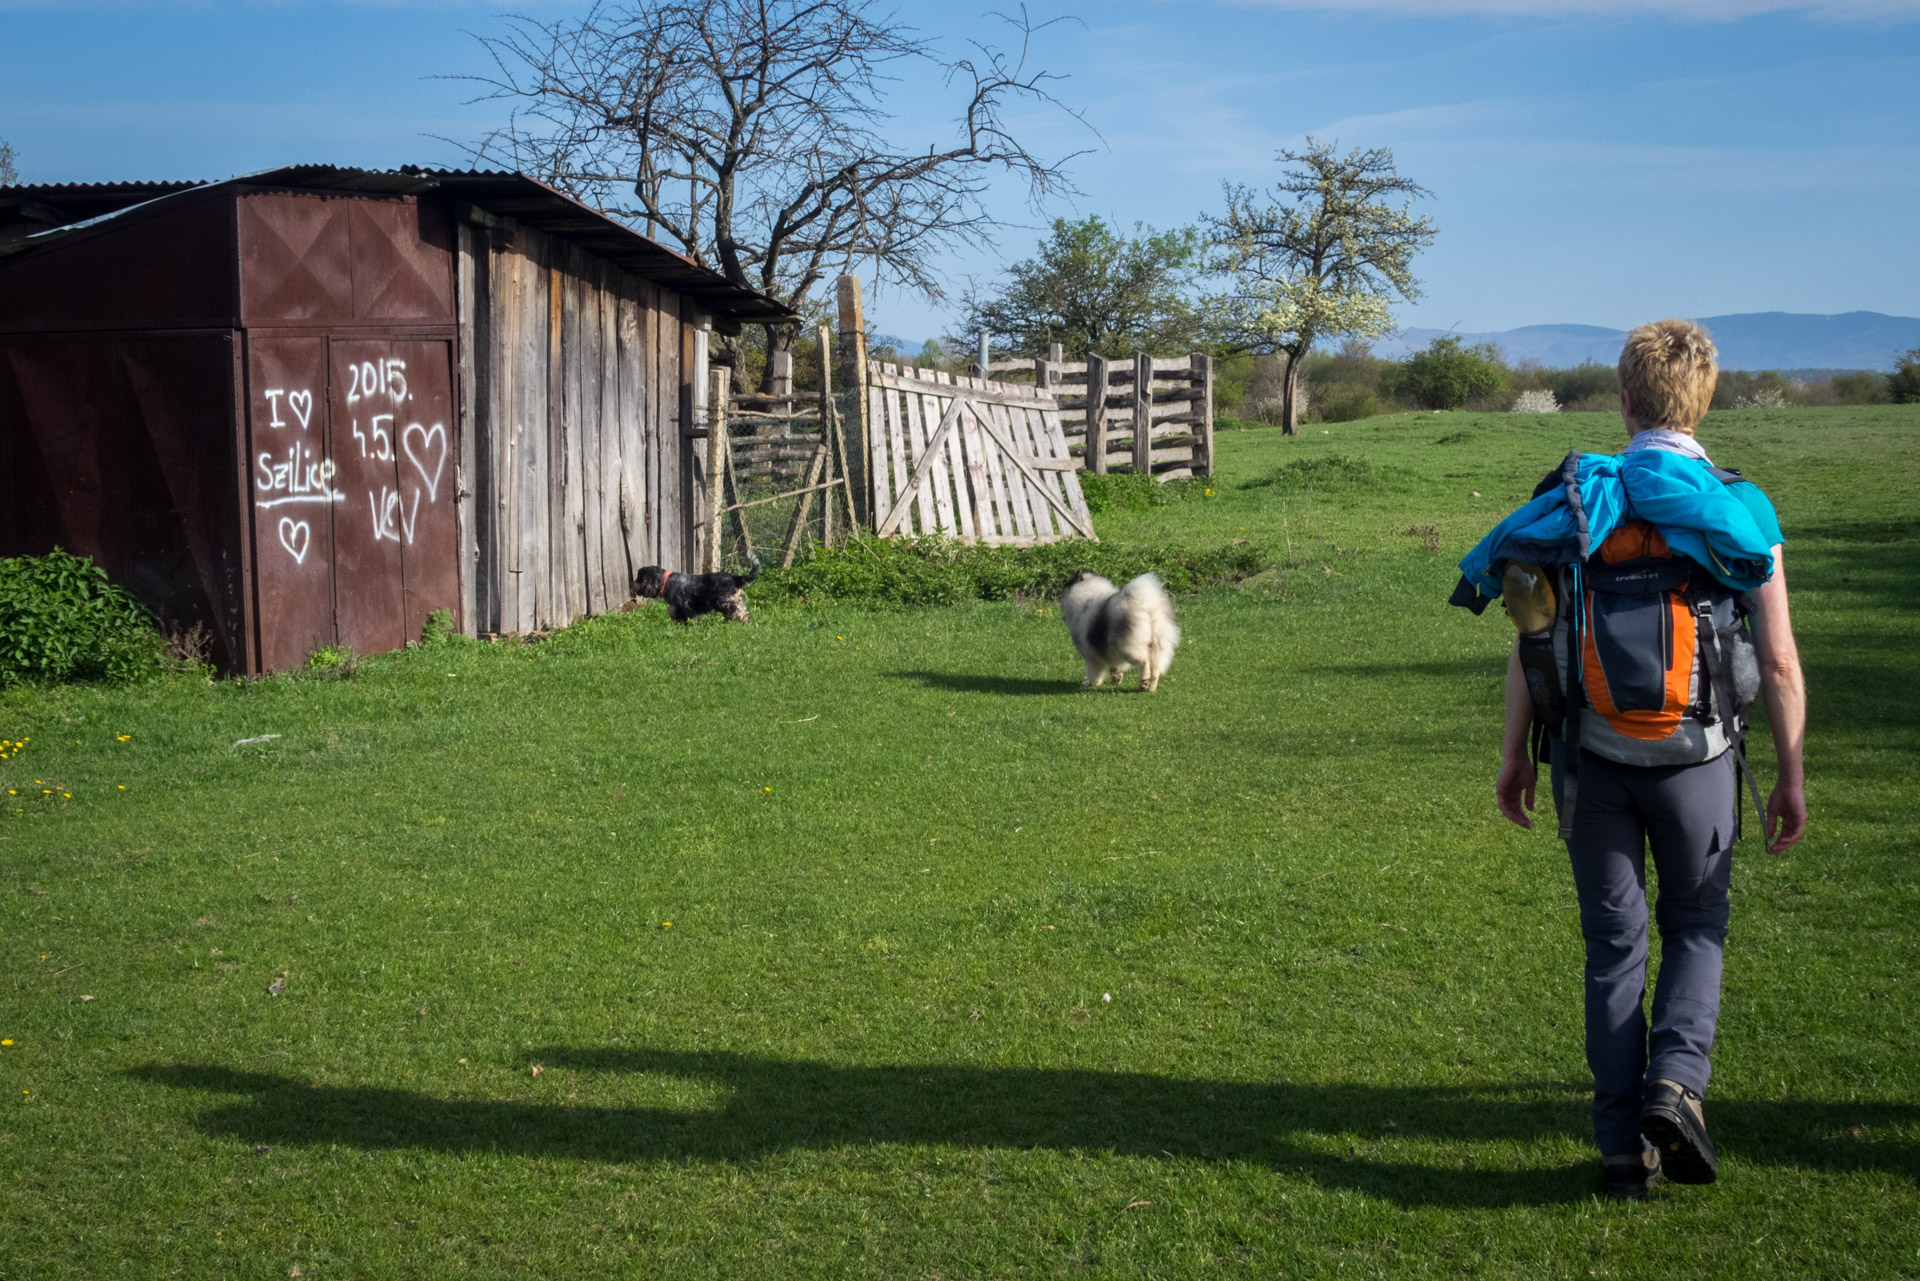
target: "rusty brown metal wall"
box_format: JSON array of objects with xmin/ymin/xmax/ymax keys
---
[
  {"xmin": 243, "ymin": 333, "xmax": 335, "ymax": 671},
  {"xmin": 0, "ymin": 191, "xmax": 238, "ymax": 335},
  {"xmin": 237, "ymin": 190, "xmax": 454, "ymax": 327},
  {"xmin": 1, "ymin": 177, "xmax": 720, "ymax": 671},
  {"xmin": 233, "ymin": 189, "xmax": 460, "ymax": 669},
  {"xmin": 0, "ymin": 332, "xmax": 250, "ymax": 669}
]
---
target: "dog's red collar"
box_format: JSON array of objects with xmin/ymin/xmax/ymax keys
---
[{"xmin": 660, "ymin": 570, "xmax": 673, "ymax": 587}]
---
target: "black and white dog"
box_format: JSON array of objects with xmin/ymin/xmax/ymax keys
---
[
  {"xmin": 1059, "ymin": 570, "xmax": 1180, "ymax": 691},
  {"xmin": 634, "ymin": 555, "xmax": 760, "ymax": 623}
]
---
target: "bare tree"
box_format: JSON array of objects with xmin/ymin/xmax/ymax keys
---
[
  {"xmin": 1204, "ymin": 139, "xmax": 1434, "ymax": 435},
  {"xmin": 0, "ymin": 140, "xmax": 18, "ymax": 187},
  {"xmin": 462, "ymin": 0, "xmax": 1084, "ymax": 389}
]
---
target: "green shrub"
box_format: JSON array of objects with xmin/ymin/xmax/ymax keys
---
[
  {"xmin": 1316, "ymin": 384, "xmax": 1384, "ymax": 422},
  {"xmin": 1077, "ymin": 471, "xmax": 1165, "ymax": 516},
  {"xmin": 1380, "ymin": 336, "xmax": 1508, "ymax": 411},
  {"xmin": 754, "ymin": 535, "xmax": 1268, "ymax": 607},
  {"xmin": 1890, "ymin": 347, "xmax": 1920, "ymax": 404},
  {"xmin": 0, "ymin": 549, "xmax": 165, "ymax": 688},
  {"xmin": 303, "ymin": 644, "xmax": 359, "ymax": 681},
  {"xmin": 420, "ymin": 608, "xmax": 457, "ymax": 645},
  {"xmin": 1076, "ymin": 472, "xmax": 1211, "ymax": 515},
  {"xmin": 1828, "ymin": 372, "xmax": 1890, "ymax": 405},
  {"xmin": 1242, "ymin": 455, "xmax": 1384, "ymax": 491}
]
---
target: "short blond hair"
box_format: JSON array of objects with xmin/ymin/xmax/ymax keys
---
[{"xmin": 1618, "ymin": 319, "xmax": 1717, "ymax": 432}]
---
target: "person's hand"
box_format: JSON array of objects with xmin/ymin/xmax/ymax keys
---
[
  {"xmin": 1497, "ymin": 755, "xmax": 1537, "ymax": 829},
  {"xmin": 1765, "ymin": 780, "xmax": 1806, "ymax": 853}
]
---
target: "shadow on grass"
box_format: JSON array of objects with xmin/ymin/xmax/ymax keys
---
[
  {"xmin": 129, "ymin": 1052, "xmax": 1919, "ymax": 1207},
  {"xmin": 887, "ymin": 670, "xmax": 1086, "ymax": 696}
]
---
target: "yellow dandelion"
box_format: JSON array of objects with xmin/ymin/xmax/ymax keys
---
[
  {"xmin": 118, "ymin": 785, "xmax": 126, "ymax": 790},
  {"xmin": 1, "ymin": 1039, "xmax": 12, "ymax": 1046},
  {"xmin": 662, "ymin": 921, "xmax": 673, "ymax": 929}
]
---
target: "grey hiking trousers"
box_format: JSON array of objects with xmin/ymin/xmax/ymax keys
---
[{"xmin": 1548, "ymin": 739, "xmax": 1738, "ymax": 1155}]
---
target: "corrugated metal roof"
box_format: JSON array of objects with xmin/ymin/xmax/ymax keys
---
[{"xmin": 0, "ymin": 165, "xmax": 795, "ymax": 324}]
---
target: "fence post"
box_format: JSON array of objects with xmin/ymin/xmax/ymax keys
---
[
  {"xmin": 1037, "ymin": 341, "xmax": 1063, "ymax": 394},
  {"xmin": 835, "ymin": 275, "xmax": 871, "ymax": 529},
  {"xmin": 1132, "ymin": 351, "xmax": 1153, "ymax": 475},
  {"xmin": 819, "ymin": 324, "xmax": 853, "ymax": 548},
  {"xmin": 704, "ymin": 366, "xmax": 730, "ymax": 572},
  {"xmin": 976, "ymin": 332, "xmax": 991, "ymax": 379},
  {"xmin": 1190, "ymin": 352, "xmax": 1214, "ymax": 477},
  {"xmin": 769, "ymin": 346, "xmax": 793, "ymax": 399},
  {"xmin": 1086, "ymin": 353, "xmax": 1109, "ymax": 474}
]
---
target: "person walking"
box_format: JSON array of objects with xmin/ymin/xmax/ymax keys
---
[{"xmin": 1461, "ymin": 319, "xmax": 1806, "ymax": 1199}]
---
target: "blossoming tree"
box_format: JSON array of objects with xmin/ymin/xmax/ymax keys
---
[{"xmin": 1204, "ymin": 140, "xmax": 1434, "ymax": 435}]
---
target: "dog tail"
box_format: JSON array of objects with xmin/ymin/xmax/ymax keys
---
[
  {"xmin": 1119, "ymin": 572, "xmax": 1180, "ymax": 662},
  {"xmin": 739, "ymin": 552, "xmax": 762, "ymax": 585}
]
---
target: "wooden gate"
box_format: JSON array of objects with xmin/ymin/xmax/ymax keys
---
[{"xmin": 866, "ymin": 362, "xmax": 1095, "ymax": 544}]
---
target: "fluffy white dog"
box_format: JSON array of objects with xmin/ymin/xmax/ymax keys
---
[{"xmin": 1059, "ymin": 570, "xmax": 1181, "ymax": 691}]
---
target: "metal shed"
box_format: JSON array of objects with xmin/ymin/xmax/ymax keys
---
[{"xmin": 0, "ymin": 165, "xmax": 792, "ymax": 673}]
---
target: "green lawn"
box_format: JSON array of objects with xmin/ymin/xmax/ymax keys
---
[{"xmin": 3, "ymin": 405, "xmax": 1916, "ymax": 1279}]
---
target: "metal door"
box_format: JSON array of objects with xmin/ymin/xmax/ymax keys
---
[
  {"xmin": 327, "ymin": 340, "xmax": 408, "ymax": 656},
  {"xmin": 246, "ymin": 334, "xmax": 339, "ymax": 670},
  {"xmin": 390, "ymin": 339, "xmax": 459, "ymax": 639}
]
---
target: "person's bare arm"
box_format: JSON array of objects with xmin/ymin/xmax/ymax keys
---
[
  {"xmin": 1496, "ymin": 642, "xmax": 1537, "ymax": 829},
  {"xmin": 1748, "ymin": 544, "xmax": 1806, "ymax": 852}
]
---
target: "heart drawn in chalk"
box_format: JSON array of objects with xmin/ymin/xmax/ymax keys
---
[
  {"xmin": 403, "ymin": 421, "xmax": 447, "ymax": 503},
  {"xmin": 277, "ymin": 517, "xmax": 311, "ymax": 564},
  {"xmin": 287, "ymin": 389, "xmax": 313, "ymax": 430}
]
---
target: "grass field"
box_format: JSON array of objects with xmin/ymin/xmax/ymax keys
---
[{"xmin": 3, "ymin": 404, "xmax": 1917, "ymax": 1280}]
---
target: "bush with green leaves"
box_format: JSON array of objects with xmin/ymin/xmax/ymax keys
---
[
  {"xmin": 1379, "ymin": 336, "xmax": 1508, "ymax": 410},
  {"xmin": 1316, "ymin": 385, "xmax": 1385, "ymax": 422},
  {"xmin": 0, "ymin": 549, "xmax": 165, "ymax": 688},
  {"xmin": 753, "ymin": 535, "xmax": 1266, "ymax": 607},
  {"xmin": 1890, "ymin": 347, "xmax": 1920, "ymax": 404}
]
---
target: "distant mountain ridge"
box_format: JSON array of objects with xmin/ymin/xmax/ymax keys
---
[{"xmin": 1374, "ymin": 311, "xmax": 1920, "ymax": 373}]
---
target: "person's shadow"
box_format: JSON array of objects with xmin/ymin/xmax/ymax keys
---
[{"xmin": 131, "ymin": 1050, "xmax": 1916, "ymax": 1208}]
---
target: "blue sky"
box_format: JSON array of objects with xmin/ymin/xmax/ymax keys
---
[{"xmin": 4, "ymin": 0, "xmax": 1917, "ymax": 342}]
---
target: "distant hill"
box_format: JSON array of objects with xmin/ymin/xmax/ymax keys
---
[{"xmin": 1374, "ymin": 311, "xmax": 1920, "ymax": 372}]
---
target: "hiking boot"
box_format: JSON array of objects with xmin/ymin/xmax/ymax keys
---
[
  {"xmin": 1602, "ymin": 1149, "xmax": 1663, "ymax": 1201},
  {"xmin": 1641, "ymin": 1079, "xmax": 1718, "ymax": 1184}
]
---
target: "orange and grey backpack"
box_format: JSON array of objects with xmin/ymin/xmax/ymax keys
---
[{"xmin": 1507, "ymin": 505, "xmax": 1767, "ymax": 839}]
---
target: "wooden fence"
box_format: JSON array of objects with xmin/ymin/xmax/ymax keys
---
[
  {"xmin": 699, "ymin": 326, "xmax": 857, "ymax": 572},
  {"xmin": 980, "ymin": 342, "xmax": 1214, "ymax": 480},
  {"xmin": 862, "ymin": 362, "xmax": 1094, "ymax": 545}
]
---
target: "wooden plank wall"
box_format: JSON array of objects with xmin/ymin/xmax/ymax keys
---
[{"xmin": 457, "ymin": 217, "xmax": 699, "ymax": 636}]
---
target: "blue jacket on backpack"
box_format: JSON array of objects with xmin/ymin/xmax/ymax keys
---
[{"xmin": 1450, "ymin": 447, "xmax": 1776, "ymax": 613}]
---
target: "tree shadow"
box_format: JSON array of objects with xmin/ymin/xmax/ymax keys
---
[
  {"xmin": 129, "ymin": 1051, "xmax": 1918, "ymax": 1208},
  {"xmin": 886, "ymin": 670, "xmax": 1087, "ymax": 696}
]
